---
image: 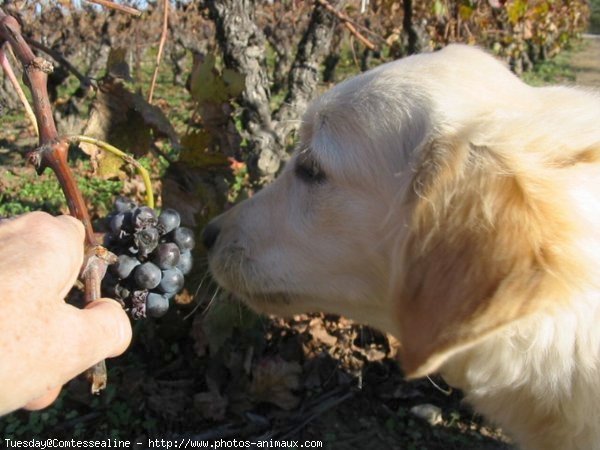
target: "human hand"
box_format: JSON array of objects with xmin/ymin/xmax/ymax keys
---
[{"xmin": 0, "ymin": 212, "xmax": 132, "ymax": 415}]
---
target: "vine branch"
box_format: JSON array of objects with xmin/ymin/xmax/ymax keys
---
[
  {"xmin": 0, "ymin": 7, "xmax": 112, "ymax": 393},
  {"xmin": 314, "ymin": 0, "xmax": 377, "ymax": 51},
  {"xmin": 0, "ymin": 45, "xmax": 38, "ymax": 135},
  {"xmin": 148, "ymin": 0, "xmax": 169, "ymax": 104},
  {"xmin": 25, "ymin": 37, "xmax": 93, "ymax": 91},
  {"xmin": 84, "ymin": 0, "xmax": 142, "ymax": 17}
]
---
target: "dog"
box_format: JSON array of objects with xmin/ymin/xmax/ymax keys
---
[{"xmin": 203, "ymin": 44, "xmax": 600, "ymax": 450}]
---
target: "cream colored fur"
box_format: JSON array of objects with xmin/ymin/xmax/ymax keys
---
[{"xmin": 205, "ymin": 45, "xmax": 600, "ymax": 450}]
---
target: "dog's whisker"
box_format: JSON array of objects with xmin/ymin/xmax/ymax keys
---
[{"xmin": 201, "ymin": 286, "xmax": 221, "ymax": 318}]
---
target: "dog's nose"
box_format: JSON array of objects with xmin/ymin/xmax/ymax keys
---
[{"xmin": 202, "ymin": 221, "xmax": 221, "ymax": 251}]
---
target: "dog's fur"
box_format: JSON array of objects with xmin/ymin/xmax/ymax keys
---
[{"xmin": 204, "ymin": 45, "xmax": 600, "ymax": 450}]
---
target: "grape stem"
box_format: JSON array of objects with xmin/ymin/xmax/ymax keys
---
[
  {"xmin": 69, "ymin": 135, "xmax": 155, "ymax": 209},
  {"xmin": 0, "ymin": 8, "xmax": 110, "ymax": 393}
]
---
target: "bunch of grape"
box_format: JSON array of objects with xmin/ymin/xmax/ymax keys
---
[{"xmin": 102, "ymin": 197, "xmax": 195, "ymax": 319}]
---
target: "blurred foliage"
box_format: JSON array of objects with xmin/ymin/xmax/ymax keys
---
[{"xmin": 374, "ymin": 0, "xmax": 589, "ymax": 73}]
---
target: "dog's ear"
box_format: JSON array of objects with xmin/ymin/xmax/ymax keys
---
[{"xmin": 395, "ymin": 135, "xmax": 584, "ymax": 378}]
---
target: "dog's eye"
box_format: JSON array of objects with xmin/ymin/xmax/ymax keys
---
[{"xmin": 295, "ymin": 153, "xmax": 326, "ymax": 184}]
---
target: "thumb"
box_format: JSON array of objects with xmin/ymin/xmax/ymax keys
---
[
  {"xmin": 51, "ymin": 299, "xmax": 132, "ymax": 377},
  {"xmin": 77, "ymin": 299, "xmax": 133, "ymax": 360},
  {"xmin": 4, "ymin": 299, "xmax": 132, "ymax": 414}
]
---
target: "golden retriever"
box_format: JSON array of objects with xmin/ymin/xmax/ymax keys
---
[{"xmin": 203, "ymin": 45, "xmax": 600, "ymax": 450}]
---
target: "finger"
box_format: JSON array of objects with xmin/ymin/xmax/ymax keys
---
[
  {"xmin": 54, "ymin": 214, "xmax": 85, "ymax": 240},
  {"xmin": 51, "ymin": 215, "xmax": 86, "ymax": 299},
  {"xmin": 80, "ymin": 299, "xmax": 133, "ymax": 358},
  {"xmin": 21, "ymin": 300, "xmax": 132, "ymax": 395},
  {"xmin": 0, "ymin": 299, "xmax": 130, "ymax": 416},
  {"xmin": 53, "ymin": 299, "xmax": 132, "ymax": 372},
  {"xmin": 0, "ymin": 212, "xmax": 85, "ymax": 300},
  {"xmin": 23, "ymin": 387, "xmax": 62, "ymax": 411}
]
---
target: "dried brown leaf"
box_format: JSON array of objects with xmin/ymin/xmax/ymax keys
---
[
  {"xmin": 309, "ymin": 318, "xmax": 338, "ymax": 347},
  {"xmin": 194, "ymin": 387, "xmax": 228, "ymax": 421},
  {"xmin": 81, "ymin": 78, "xmax": 179, "ymax": 177},
  {"xmin": 249, "ymin": 357, "xmax": 301, "ymax": 411}
]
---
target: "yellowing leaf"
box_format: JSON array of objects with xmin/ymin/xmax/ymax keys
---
[
  {"xmin": 222, "ymin": 68, "xmax": 245, "ymax": 98},
  {"xmin": 189, "ymin": 53, "xmax": 245, "ymax": 104},
  {"xmin": 189, "ymin": 54, "xmax": 226, "ymax": 104},
  {"xmin": 180, "ymin": 130, "xmax": 230, "ymax": 168},
  {"xmin": 459, "ymin": 4, "xmax": 474, "ymax": 21},
  {"xmin": 97, "ymin": 151, "xmax": 124, "ymax": 178},
  {"xmin": 507, "ymin": 0, "xmax": 528, "ymax": 24}
]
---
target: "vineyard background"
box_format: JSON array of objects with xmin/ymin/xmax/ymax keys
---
[{"xmin": 0, "ymin": 0, "xmax": 598, "ymax": 448}]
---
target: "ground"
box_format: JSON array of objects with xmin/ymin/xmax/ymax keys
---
[
  {"xmin": 1, "ymin": 35, "xmax": 600, "ymax": 450},
  {"xmin": 571, "ymin": 34, "xmax": 600, "ymax": 87}
]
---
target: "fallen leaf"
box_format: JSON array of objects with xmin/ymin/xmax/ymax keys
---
[
  {"xmin": 194, "ymin": 387, "xmax": 228, "ymax": 421},
  {"xmin": 249, "ymin": 357, "xmax": 301, "ymax": 410},
  {"xmin": 309, "ymin": 317, "xmax": 337, "ymax": 346}
]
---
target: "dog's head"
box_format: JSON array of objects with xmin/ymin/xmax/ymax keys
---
[{"xmin": 204, "ymin": 45, "xmax": 600, "ymax": 377}]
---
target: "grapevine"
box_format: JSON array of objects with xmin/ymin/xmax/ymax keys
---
[{"xmin": 0, "ymin": 4, "xmax": 189, "ymax": 395}]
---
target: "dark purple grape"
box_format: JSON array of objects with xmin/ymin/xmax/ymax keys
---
[
  {"xmin": 103, "ymin": 232, "xmax": 117, "ymax": 248},
  {"xmin": 171, "ymin": 227, "xmax": 195, "ymax": 252},
  {"xmin": 113, "ymin": 254, "xmax": 140, "ymax": 279},
  {"xmin": 101, "ymin": 273, "xmax": 119, "ymax": 297},
  {"xmin": 133, "ymin": 206, "xmax": 158, "ymax": 231},
  {"xmin": 110, "ymin": 212, "xmax": 126, "ymax": 236},
  {"xmin": 146, "ymin": 293, "xmax": 170, "ymax": 318},
  {"xmin": 153, "ymin": 243, "xmax": 180, "ymax": 269},
  {"xmin": 114, "ymin": 196, "xmax": 137, "ymax": 213},
  {"xmin": 110, "ymin": 211, "xmax": 133, "ymax": 238},
  {"xmin": 134, "ymin": 227, "xmax": 160, "ymax": 257},
  {"xmin": 131, "ymin": 290, "xmax": 148, "ymax": 319},
  {"xmin": 101, "ymin": 198, "xmax": 191, "ymax": 320},
  {"xmin": 158, "ymin": 268, "xmax": 184, "ymax": 294},
  {"xmin": 157, "ymin": 209, "xmax": 181, "ymax": 235},
  {"xmin": 176, "ymin": 251, "xmax": 193, "ymax": 275},
  {"xmin": 133, "ymin": 262, "xmax": 162, "ymax": 289}
]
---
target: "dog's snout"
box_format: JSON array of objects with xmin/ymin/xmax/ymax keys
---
[{"xmin": 202, "ymin": 221, "xmax": 221, "ymax": 251}]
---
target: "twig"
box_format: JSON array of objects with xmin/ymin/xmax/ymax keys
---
[
  {"xmin": 0, "ymin": 8, "xmax": 111, "ymax": 394},
  {"xmin": 84, "ymin": 0, "xmax": 142, "ymax": 17},
  {"xmin": 147, "ymin": 0, "xmax": 169, "ymax": 104},
  {"xmin": 0, "ymin": 45, "xmax": 38, "ymax": 135},
  {"xmin": 0, "ymin": 12, "xmax": 58, "ymax": 145},
  {"xmin": 69, "ymin": 135, "xmax": 155, "ymax": 209},
  {"xmin": 80, "ymin": 244, "xmax": 117, "ymax": 394},
  {"xmin": 25, "ymin": 37, "xmax": 93, "ymax": 91},
  {"xmin": 315, "ymin": 0, "xmax": 377, "ymax": 51},
  {"xmin": 279, "ymin": 389, "xmax": 354, "ymax": 439}
]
